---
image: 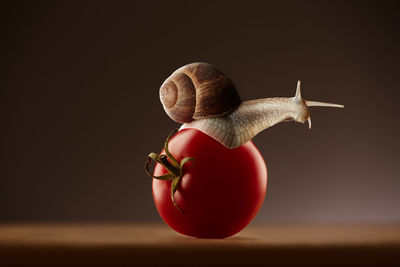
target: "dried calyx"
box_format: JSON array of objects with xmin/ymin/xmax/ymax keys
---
[{"xmin": 145, "ymin": 129, "xmax": 195, "ymax": 212}]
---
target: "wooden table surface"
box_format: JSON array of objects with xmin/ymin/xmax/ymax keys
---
[{"xmin": 1, "ymin": 223, "xmax": 399, "ymax": 266}]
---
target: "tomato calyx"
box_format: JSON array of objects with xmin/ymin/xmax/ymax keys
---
[{"xmin": 145, "ymin": 129, "xmax": 195, "ymax": 213}]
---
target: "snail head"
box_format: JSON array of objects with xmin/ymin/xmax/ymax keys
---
[{"xmin": 293, "ymin": 80, "xmax": 343, "ymax": 129}]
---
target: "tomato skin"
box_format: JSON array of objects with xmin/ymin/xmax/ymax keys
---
[{"xmin": 152, "ymin": 128, "xmax": 267, "ymax": 239}]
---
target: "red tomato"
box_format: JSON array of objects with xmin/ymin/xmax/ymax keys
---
[{"xmin": 152, "ymin": 128, "xmax": 267, "ymax": 239}]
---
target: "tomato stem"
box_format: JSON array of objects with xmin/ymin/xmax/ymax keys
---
[
  {"xmin": 145, "ymin": 129, "xmax": 195, "ymax": 213},
  {"xmin": 158, "ymin": 155, "xmax": 180, "ymax": 177}
]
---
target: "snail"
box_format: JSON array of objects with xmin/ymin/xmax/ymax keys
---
[{"xmin": 160, "ymin": 62, "xmax": 343, "ymax": 149}]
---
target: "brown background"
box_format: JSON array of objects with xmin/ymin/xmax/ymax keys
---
[{"xmin": 1, "ymin": 1, "xmax": 399, "ymax": 223}]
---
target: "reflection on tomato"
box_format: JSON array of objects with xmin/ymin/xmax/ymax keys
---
[{"xmin": 152, "ymin": 128, "xmax": 267, "ymax": 239}]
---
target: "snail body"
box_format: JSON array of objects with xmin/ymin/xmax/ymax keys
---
[{"xmin": 160, "ymin": 62, "xmax": 343, "ymax": 149}]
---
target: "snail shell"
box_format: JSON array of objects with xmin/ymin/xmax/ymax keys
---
[{"xmin": 159, "ymin": 62, "xmax": 242, "ymax": 123}]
